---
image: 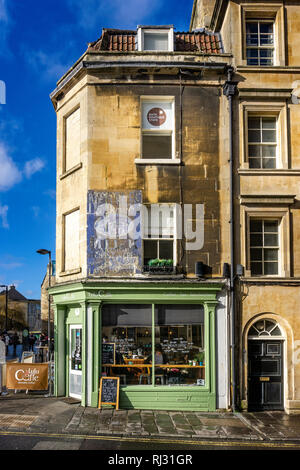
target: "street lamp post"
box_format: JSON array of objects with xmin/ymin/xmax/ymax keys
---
[
  {"xmin": 0, "ymin": 285, "xmax": 9, "ymax": 331},
  {"xmin": 36, "ymin": 249, "xmax": 52, "ymax": 361}
]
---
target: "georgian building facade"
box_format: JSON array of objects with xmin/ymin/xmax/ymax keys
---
[{"xmin": 49, "ymin": 0, "xmax": 300, "ymax": 414}]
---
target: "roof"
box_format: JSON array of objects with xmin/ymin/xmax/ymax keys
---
[
  {"xmin": 88, "ymin": 28, "xmax": 224, "ymax": 55},
  {"xmin": 0, "ymin": 285, "xmax": 27, "ymax": 301}
]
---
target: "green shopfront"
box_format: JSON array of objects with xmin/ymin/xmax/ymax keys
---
[{"xmin": 51, "ymin": 280, "xmax": 228, "ymax": 411}]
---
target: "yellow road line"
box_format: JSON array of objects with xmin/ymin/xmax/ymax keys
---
[{"xmin": 0, "ymin": 430, "xmax": 299, "ymax": 448}]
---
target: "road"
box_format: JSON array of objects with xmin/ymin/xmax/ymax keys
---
[{"xmin": 0, "ymin": 430, "xmax": 299, "ymax": 453}]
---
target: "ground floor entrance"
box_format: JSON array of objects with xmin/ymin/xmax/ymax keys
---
[{"xmin": 248, "ymin": 339, "xmax": 284, "ymax": 411}]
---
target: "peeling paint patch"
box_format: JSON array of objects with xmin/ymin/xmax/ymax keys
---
[{"xmin": 87, "ymin": 190, "xmax": 142, "ymax": 276}]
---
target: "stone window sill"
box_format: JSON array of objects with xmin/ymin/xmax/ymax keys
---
[
  {"xmin": 60, "ymin": 162, "xmax": 82, "ymax": 180},
  {"xmin": 59, "ymin": 268, "xmax": 82, "ymax": 277},
  {"xmin": 135, "ymin": 158, "xmax": 181, "ymax": 165}
]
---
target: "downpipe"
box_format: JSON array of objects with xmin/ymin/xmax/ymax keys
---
[{"xmin": 223, "ymin": 67, "xmax": 238, "ymax": 412}]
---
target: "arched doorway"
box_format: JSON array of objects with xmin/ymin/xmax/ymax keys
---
[{"xmin": 248, "ymin": 319, "xmax": 284, "ymax": 411}]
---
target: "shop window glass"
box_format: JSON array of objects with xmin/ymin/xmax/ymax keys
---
[{"xmin": 101, "ymin": 304, "xmax": 205, "ymax": 387}]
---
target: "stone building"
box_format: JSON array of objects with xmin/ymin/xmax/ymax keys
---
[
  {"xmin": 49, "ymin": 0, "xmax": 300, "ymax": 414},
  {"xmin": 191, "ymin": 0, "xmax": 300, "ymax": 414},
  {"xmin": 0, "ymin": 286, "xmax": 41, "ymax": 332},
  {"xmin": 50, "ymin": 23, "xmax": 234, "ymax": 409}
]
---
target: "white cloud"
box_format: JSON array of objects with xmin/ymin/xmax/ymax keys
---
[
  {"xmin": 0, "ymin": 142, "xmax": 22, "ymax": 191},
  {"xmin": 67, "ymin": 0, "xmax": 160, "ymax": 31},
  {"xmin": 26, "ymin": 49, "xmax": 70, "ymax": 83},
  {"xmin": 31, "ymin": 206, "xmax": 40, "ymax": 218},
  {"xmin": 0, "ymin": 202, "xmax": 8, "ymax": 228},
  {"xmin": 24, "ymin": 158, "xmax": 45, "ymax": 179}
]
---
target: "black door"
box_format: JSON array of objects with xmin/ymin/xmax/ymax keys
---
[{"xmin": 248, "ymin": 340, "xmax": 284, "ymax": 411}]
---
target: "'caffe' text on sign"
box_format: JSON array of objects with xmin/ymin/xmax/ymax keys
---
[{"xmin": 6, "ymin": 363, "xmax": 49, "ymax": 390}]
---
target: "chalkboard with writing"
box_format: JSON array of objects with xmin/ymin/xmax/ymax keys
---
[
  {"xmin": 102, "ymin": 343, "xmax": 115, "ymax": 365},
  {"xmin": 98, "ymin": 377, "xmax": 120, "ymax": 410}
]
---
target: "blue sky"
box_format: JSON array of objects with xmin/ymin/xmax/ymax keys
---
[{"xmin": 0, "ymin": 0, "xmax": 194, "ymax": 299}]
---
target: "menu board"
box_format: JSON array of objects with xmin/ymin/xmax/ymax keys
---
[
  {"xmin": 102, "ymin": 343, "xmax": 115, "ymax": 365},
  {"xmin": 98, "ymin": 377, "xmax": 120, "ymax": 410}
]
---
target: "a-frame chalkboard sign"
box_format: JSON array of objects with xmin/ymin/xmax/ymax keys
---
[{"xmin": 98, "ymin": 377, "xmax": 120, "ymax": 410}]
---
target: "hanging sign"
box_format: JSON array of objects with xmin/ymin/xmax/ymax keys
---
[
  {"xmin": 6, "ymin": 363, "xmax": 49, "ymax": 390},
  {"xmin": 147, "ymin": 107, "xmax": 166, "ymax": 126},
  {"xmin": 98, "ymin": 377, "xmax": 120, "ymax": 410}
]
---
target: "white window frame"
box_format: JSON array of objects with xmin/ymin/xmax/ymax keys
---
[
  {"xmin": 142, "ymin": 203, "xmax": 177, "ymax": 267},
  {"xmin": 245, "ymin": 19, "xmax": 275, "ymax": 66},
  {"xmin": 137, "ymin": 27, "xmax": 174, "ymax": 52},
  {"xmin": 247, "ymin": 115, "xmax": 278, "ymax": 169},
  {"xmin": 248, "ymin": 218, "xmax": 280, "ymax": 276},
  {"xmin": 136, "ymin": 96, "xmax": 178, "ymax": 164}
]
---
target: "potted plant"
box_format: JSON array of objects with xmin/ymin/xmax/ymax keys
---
[{"xmin": 193, "ymin": 351, "xmax": 205, "ymax": 365}]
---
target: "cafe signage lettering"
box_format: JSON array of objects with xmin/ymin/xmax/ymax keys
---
[{"xmin": 6, "ymin": 363, "xmax": 48, "ymax": 390}]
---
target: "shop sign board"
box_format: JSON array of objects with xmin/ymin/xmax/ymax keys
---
[
  {"xmin": 98, "ymin": 377, "xmax": 120, "ymax": 410},
  {"xmin": 6, "ymin": 363, "xmax": 49, "ymax": 390}
]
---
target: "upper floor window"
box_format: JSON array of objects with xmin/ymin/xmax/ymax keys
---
[
  {"xmin": 141, "ymin": 97, "xmax": 175, "ymax": 160},
  {"xmin": 246, "ymin": 20, "xmax": 274, "ymax": 66},
  {"xmin": 143, "ymin": 203, "xmax": 176, "ymax": 271},
  {"xmin": 248, "ymin": 116, "xmax": 277, "ymax": 169},
  {"xmin": 249, "ymin": 219, "xmax": 279, "ymax": 276},
  {"xmin": 138, "ymin": 26, "xmax": 174, "ymax": 52}
]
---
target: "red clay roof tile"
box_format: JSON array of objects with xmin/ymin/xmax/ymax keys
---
[{"xmin": 88, "ymin": 28, "xmax": 224, "ymax": 54}]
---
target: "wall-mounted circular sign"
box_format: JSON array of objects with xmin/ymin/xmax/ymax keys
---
[{"xmin": 147, "ymin": 107, "xmax": 166, "ymax": 126}]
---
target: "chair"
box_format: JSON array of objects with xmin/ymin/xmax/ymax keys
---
[{"xmin": 139, "ymin": 374, "xmax": 151, "ymax": 384}]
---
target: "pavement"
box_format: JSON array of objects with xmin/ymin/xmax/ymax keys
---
[{"xmin": 0, "ymin": 391, "xmax": 300, "ymax": 446}]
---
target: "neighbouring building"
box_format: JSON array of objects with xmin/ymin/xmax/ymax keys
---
[
  {"xmin": 40, "ymin": 261, "xmax": 56, "ymax": 335},
  {"xmin": 49, "ymin": 0, "xmax": 300, "ymax": 414},
  {"xmin": 191, "ymin": 0, "xmax": 300, "ymax": 414},
  {"xmin": 0, "ymin": 286, "xmax": 41, "ymax": 332}
]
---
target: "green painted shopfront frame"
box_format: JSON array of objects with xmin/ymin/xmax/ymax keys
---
[{"xmin": 50, "ymin": 280, "xmax": 225, "ymax": 411}]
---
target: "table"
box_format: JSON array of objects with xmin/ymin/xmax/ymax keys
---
[{"xmin": 102, "ymin": 364, "xmax": 205, "ymax": 383}]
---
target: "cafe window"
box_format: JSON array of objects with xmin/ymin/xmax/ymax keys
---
[
  {"xmin": 141, "ymin": 97, "xmax": 175, "ymax": 160},
  {"xmin": 101, "ymin": 304, "xmax": 205, "ymax": 387}
]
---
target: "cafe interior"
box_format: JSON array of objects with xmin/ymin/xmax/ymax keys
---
[{"xmin": 101, "ymin": 304, "xmax": 205, "ymax": 386}]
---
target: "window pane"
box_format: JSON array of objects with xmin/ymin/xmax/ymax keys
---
[
  {"xmin": 260, "ymin": 34, "xmax": 273, "ymax": 45},
  {"xmin": 248, "ymin": 117, "xmax": 261, "ymax": 129},
  {"xmin": 102, "ymin": 305, "xmax": 152, "ymax": 386},
  {"xmin": 262, "ymin": 129, "xmax": 276, "ymax": 142},
  {"xmin": 264, "ymin": 262, "xmax": 278, "ymax": 275},
  {"xmin": 246, "ymin": 22, "xmax": 258, "ymax": 34},
  {"xmin": 262, "ymin": 145, "xmax": 276, "ymax": 157},
  {"xmin": 264, "ymin": 233, "xmax": 278, "ymax": 246},
  {"xmin": 250, "ymin": 219, "xmax": 263, "ymax": 232},
  {"xmin": 248, "ymin": 130, "xmax": 261, "ymax": 142},
  {"xmin": 262, "ymin": 157, "xmax": 276, "ymax": 169},
  {"xmin": 262, "ymin": 117, "xmax": 276, "ymax": 129},
  {"xmin": 250, "ymin": 248, "xmax": 263, "ymax": 261},
  {"xmin": 155, "ymin": 305, "xmax": 205, "ymax": 386},
  {"xmin": 260, "ymin": 23, "xmax": 273, "ymax": 34},
  {"xmin": 159, "ymin": 240, "xmax": 173, "ymax": 260},
  {"xmin": 144, "ymin": 239, "xmax": 158, "ymax": 264},
  {"xmin": 144, "ymin": 33, "xmax": 169, "ymax": 51},
  {"xmin": 264, "ymin": 220, "xmax": 278, "ymax": 232},
  {"xmin": 251, "ymin": 262, "xmax": 262, "ymax": 275},
  {"xmin": 264, "ymin": 249, "xmax": 278, "ymax": 261},
  {"xmin": 142, "ymin": 134, "xmax": 172, "ymax": 158},
  {"xmin": 248, "ymin": 144, "xmax": 261, "ymax": 157},
  {"xmin": 249, "ymin": 157, "xmax": 262, "ymax": 168},
  {"xmin": 250, "ymin": 233, "xmax": 263, "ymax": 246}
]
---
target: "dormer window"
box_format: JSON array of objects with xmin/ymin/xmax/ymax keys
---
[{"xmin": 138, "ymin": 26, "xmax": 174, "ymax": 52}]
